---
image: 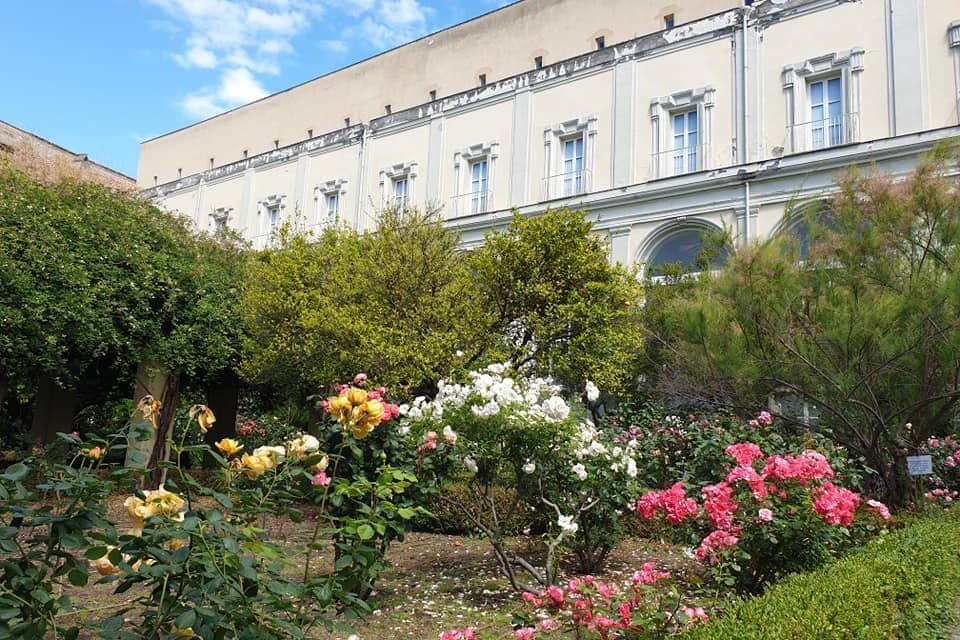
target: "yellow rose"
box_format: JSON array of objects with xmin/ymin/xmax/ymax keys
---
[
  {"xmin": 312, "ymin": 455, "xmax": 330, "ymax": 473},
  {"xmin": 327, "ymin": 395, "xmax": 351, "ymax": 421},
  {"xmin": 144, "ymin": 486, "xmax": 186, "ymax": 518},
  {"xmin": 241, "ymin": 453, "xmax": 270, "ymax": 479},
  {"xmin": 365, "ymin": 399, "xmax": 385, "ymax": 421},
  {"xmin": 84, "ymin": 446, "xmax": 104, "ymax": 460},
  {"xmin": 92, "ymin": 547, "xmax": 120, "ymax": 576},
  {"xmin": 188, "ymin": 404, "xmax": 216, "ymax": 434},
  {"xmin": 136, "ymin": 395, "xmax": 162, "ymax": 427},
  {"xmin": 215, "ymin": 438, "xmax": 243, "ymax": 457},
  {"xmin": 124, "ymin": 496, "xmax": 148, "ymax": 534},
  {"xmin": 286, "ymin": 434, "xmax": 320, "ymax": 460},
  {"xmin": 346, "ymin": 387, "xmax": 368, "ymax": 405},
  {"xmin": 168, "ymin": 538, "xmax": 189, "ymax": 552}
]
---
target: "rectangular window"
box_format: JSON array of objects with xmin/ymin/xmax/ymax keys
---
[
  {"xmin": 469, "ymin": 159, "xmax": 489, "ymax": 214},
  {"xmin": 671, "ymin": 110, "xmax": 698, "ymax": 174},
  {"xmin": 325, "ymin": 192, "xmax": 339, "ymax": 225},
  {"xmin": 266, "ymin": 204, "xmax": 281, "ymax": 235},
  {"xmin": 393, "ymin": 177, "xmax": 408, "ymax": 210},
  {"xmin": 808, "ymin": 76, "xmax": 842, "ymax": 149},
  {"xmin": 562, "ymin": 135, "xmax": 585, "ymax": 196}
]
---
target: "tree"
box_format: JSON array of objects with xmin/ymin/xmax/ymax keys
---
[
  {"xmin": 240, "ymin": 207, "xmax": 495, "ymax": 401},
  {"xmin": 653, "ymin": 143, "xmax": 960, "ymax": 507},
  {"xmin": 0, "ymin": 161, "xmax": 245, "ymax": 458},
  {"xmin": 469, "ymin": 208, "xmax": 645, "ymax": 395}
]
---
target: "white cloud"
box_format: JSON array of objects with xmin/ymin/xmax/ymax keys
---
[
  {"xmin": 180, "ymin": 67, "xmax": 269, "ymax": 119},
  {"xmin": 147, "ymin": 0, "xmax": 437, "ymax": 119},
  {"xmin": 355, "ymin": 0, "xmax": 429, "ymax": 48},
  {"xmin": 174, "ymin": 41, "xmax": 218, "ymax": 68},
  {"xmin": 318, "ymin": 39, "xmax": 349, "ymax": 54}
]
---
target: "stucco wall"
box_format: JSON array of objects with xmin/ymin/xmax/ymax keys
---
[
  {"xmin": 138, "ymin": 0, "xmax": 734, "ymax": 186},
  {"xmin": 925, "ymin": 1, "xmax": 960, "ymax": 129}
]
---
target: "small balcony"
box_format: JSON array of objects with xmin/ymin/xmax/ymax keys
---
[
  {"xmin": 650, "ymin": 144, "xmax": 708, "ymax": 179},
  {"xmin": 541, "ymin": 169, "xmax": 592, "ymax": 201},
  {"xmin": 449, "ymin": 190, "xmax": 493, "ymax": 217},
  {"xmin": 786, "ymin": 113, "xmax": 860, "ymax": 154}
]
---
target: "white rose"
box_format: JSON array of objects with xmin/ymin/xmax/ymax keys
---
[
  {"xmin": 585, "ymin": 380, "xmax": 600, "ymax": 403},
  {"xmin": 541, "ymin": 396, "xmax": 570, "ymax": 422},
  {"xmin": 463, "ymin": 456, "xmax": 479, "ymax": 474},
  {"xmin": 626, "ymin": 457, "xmax": 638, "ymax": 478},
  {"xmin": 557, "ymin": 515, "xmax": 578, "ymax": 533},
  {"xmin": 522, "ymin": 461, "xmax": 536, "ymax": 475},
  {"xmin": 572, "ymin": 463, "xmax": 587, "ymax": 481},
  {"xmin": 443, "ymin": 425, "xmax": 458, "ymax": 445}
]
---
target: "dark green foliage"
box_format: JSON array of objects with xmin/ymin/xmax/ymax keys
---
[
  {"xmin": 0, "ymin": 162, "xmax": 245, "ymax": 419},
  {"xmin": 683, "ymin": 511, "xmax": 960, "ymax": 640}
]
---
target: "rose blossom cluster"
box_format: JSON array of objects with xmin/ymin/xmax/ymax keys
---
[
  {"xmin": 402, "ymin": 363, "xmax": 568, "ymax": 426},
  {"xmin": 515, "ymin": 563, "xmax": 706, "ymax": 639},
  {"xmin": 636, "ymin": 414, "xmax": 890, "ymax": 567},
  {"xmin": 636, "ymin": 482, "xmax": 699, "ymax": 524},
  {"xmin": 438, "ymin": 628, "xmax": 476, "ymax": 640}
]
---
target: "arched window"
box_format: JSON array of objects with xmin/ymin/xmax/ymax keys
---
[
  {"xmin": 774, "ymin": 200, "xmax": 830, "ymax": 261},
  {"xmin": 645, "ymin": 226, "xmax": 729, "ymax": 278}
]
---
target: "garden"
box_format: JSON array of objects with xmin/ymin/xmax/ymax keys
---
[{"xmin": 3, "ymin": 144, "xmax": 960, "ymax": 640}]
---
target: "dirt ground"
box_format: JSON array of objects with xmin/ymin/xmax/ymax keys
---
[{"xmin": 53, "ymin": 499, "xmax": 702, "ymax": 640}]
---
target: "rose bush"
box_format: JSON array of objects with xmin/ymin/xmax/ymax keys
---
[
  {"xmin": 635, "ymin": 414, "xmax": 890, "ymax": 594},
  {"xmin": 403, "ymin": 363, "xmax": 642, "ymax": 589},
  {"xmin": 0, "ymin": 373, "xmax": 435, "ymax": 639}
]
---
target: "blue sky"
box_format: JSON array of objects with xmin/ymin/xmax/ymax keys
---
[{"xmin": 0, "ymin": 0, "xmax": 510, "ymax": 178}]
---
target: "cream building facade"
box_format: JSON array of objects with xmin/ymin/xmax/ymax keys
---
[{"xmin": 141, "ymin": 0, "xmax": 960, "ymax": 270}]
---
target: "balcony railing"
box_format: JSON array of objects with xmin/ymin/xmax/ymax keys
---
[
  {"xmin": 449, "ymin": 190, "xmax": 493, "ymax": 217},
  {"xmin": 541, "ymin": 169, "xmax": 592, "ymax": 201},
  {"xmin": 650, "ymin": 144, "xmax": 708, "ymax": 179},
  {"xmin": 786, "ymin": 113, "xmax": 860, "ymax": 154}
]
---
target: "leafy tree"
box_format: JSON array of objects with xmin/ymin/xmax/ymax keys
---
[
  {"xmin": 240, "ymin": 207, "xmax": 495, "ymax": 401},
  {"xmin": 653, "ymin": 144, "xmax": 960, "ymax": 507},
  {"xmin": 0, "ymin": 162, "xmax": 245, "ymax": 451},
  {"xmin": 469, "ymin": 208, "xmax": 645, "ymax": 395}
]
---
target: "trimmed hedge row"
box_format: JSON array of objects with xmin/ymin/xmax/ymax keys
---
[{"xmin": 684, "ymin": 511, "xmax": 960, "ymax": 640}]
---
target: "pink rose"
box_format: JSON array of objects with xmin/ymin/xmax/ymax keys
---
[
  {"xmin": 758, "ymin": 508, "xmax": 773, "ymax": 522},
  {"xmin": 513, "ymin": 627, "xmax": 536, "ymax": 640}
]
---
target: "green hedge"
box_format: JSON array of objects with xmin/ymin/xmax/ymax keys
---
[{"xmin": 684, "ymin": 511, "xmax": 960, "ymax": 640}]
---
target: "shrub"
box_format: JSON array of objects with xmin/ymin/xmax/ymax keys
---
[
  {"xmin": 604, "ymin": 403, "xmax": 862, "ymax": 494},
  {"xmin": 418, "ymin": 481, "xmax": 546, "ymax": 536},
  {"xmin": 635, "ymin": 413, "xmax": 889, "ymax": 594},
  {"xmin": 682, "ymin": 510, "xmax": 960, "ymax": 640},
  {"xmin": 405, "ymin": 364, "xmax": 642, "ymax": 589}
]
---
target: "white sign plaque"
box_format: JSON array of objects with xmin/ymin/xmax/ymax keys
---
[{"xmin": 906, "ymin": 455, "xmax": 933, "ymax": 476}]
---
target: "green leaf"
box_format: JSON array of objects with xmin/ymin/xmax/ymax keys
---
[
  {"xmin": 356, "ymin": 524, "xmax": 375, "ymax": 540},
  {"xmin": 67, "ymin": 569, "xmax": 88, "ymax": 587},
  {"xmin": 85, "ymin": 546, "xmax": 108, "ymax": 560},
  {"xmin": 175, "ymin": 610, "xmax": 197, "ymax": 629},
  {"xmin": 0, "ymin": 463, "xmax": 28, "ymax": 482}
]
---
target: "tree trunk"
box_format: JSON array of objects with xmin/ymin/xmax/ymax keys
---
[
  {"xmin": 29, "ymin": 375, "xmax": 80, "ymax": 444},
  {"xmin": 125, "ymin": 361, "xmax": 180, "ymax": 488},
  {"xmin": 203, "ymin": 370, "xmax": 239, "ymax": 467}
]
